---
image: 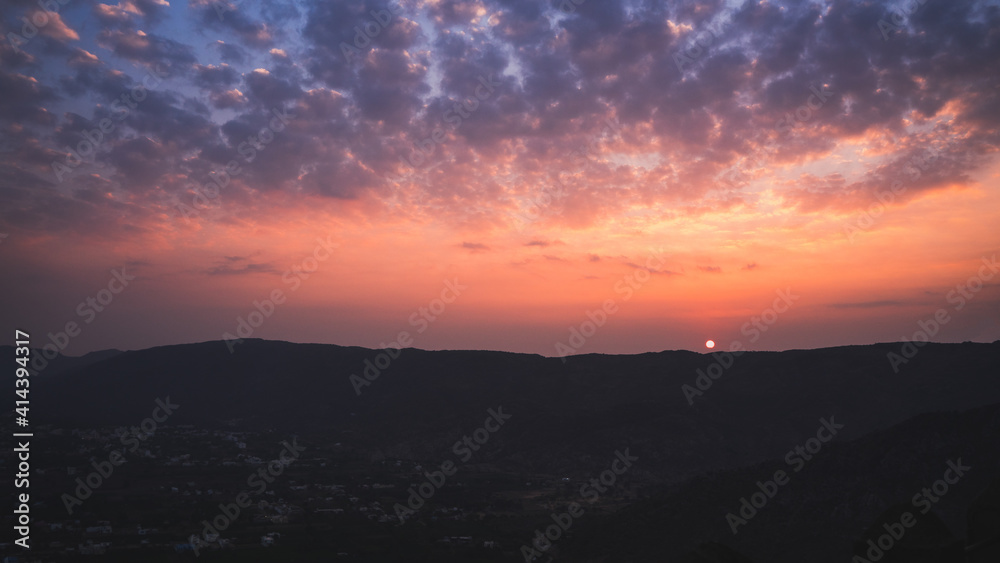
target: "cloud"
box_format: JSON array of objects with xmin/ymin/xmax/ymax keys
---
[
  {"xmin": 1, "ymin": 0, "xmax": 999, "ymax": 246},
  {"xmin": 244, "ymin": 67, "xmax": 303, "ymax": 107},
  {"xmin": 827, "ymin": 300, "xmax": 910, "ymax": 309},
  {"xmin": 211, "ymin": 40, "xmax": 248, "ymax": 64},
  {"xmin": 35, "ymin": 9, "xmax": 80, "ymax": 42},
  {"xmin": 194, "ymin": 0, "xmax": 274, "ymax": 49},
  {"xmin": 205, "ymin": 256, "xmax": 279, "ymax": 276},
  {"xmin": 94, "ymin": 0, "xmax": 169, "ymax": 27},
  {"xmin": 0, "ymin": 71, "xmax": 57, "ymax": 125},
  {"xmin": 193, "ymin": 64, "xmax": 239, "ymax": 89},
  {"xmin": 210, "ymin": 88, "xmax": 247, "ymax": 109},
  {"xmin": 460, "ymin": 242, "xmax": 490, "ymax": 252},
  {"xmin": 96, "ymin": 29, "xmax": 196, "ymax": 73},
  {"xmin": 67, "ymin": 48, "xmax": 101, "ymax": 68},
  {"xmin": 526, "ymin": 239, "xmax": 562, "ymax": 247}
]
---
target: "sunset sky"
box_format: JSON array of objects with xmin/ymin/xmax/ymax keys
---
[{"xmin": 1, "ymin": 0, "xmax": 999, "ymax": 358}]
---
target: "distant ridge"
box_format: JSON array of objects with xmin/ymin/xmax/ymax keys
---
[
  {"xmin": 13, "ymin": 339, "xmax": 998, "ymax": 476},
  {"xmin": 9, "ymin": 339, "xmax": 998, "ymax": 563}
]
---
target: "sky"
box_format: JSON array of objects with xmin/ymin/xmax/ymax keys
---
[{"xmin": 1, "ymin": 0, "xmax": 999, "ymax": 358}]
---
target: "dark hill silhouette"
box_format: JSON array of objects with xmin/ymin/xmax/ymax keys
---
[
  {"xmin": 7, "ymin": 339, "xmax": 1000, "ymax": 485},
  {"xmin": 680, "ymin": 542, "xmax": 757, "ymax": 562},
  {"xmin": 967, "ymin": 477, "xmax": 1000, "ymax": 562},
  {"xmin": 559, "ymin": 403, "xmax": 1000, "ymax": 563},
  {"xmin": 5, "ymin": 340, "xmax": 997, "ymax": 562},
  {"xmin": 852, "ymin": 503, "xmax": 963, "ymax": 562}
]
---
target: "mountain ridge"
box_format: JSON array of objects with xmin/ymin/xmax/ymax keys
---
[{"xmin": 13, "ymin": 339, "xmax": 1000, "ymax": 487}]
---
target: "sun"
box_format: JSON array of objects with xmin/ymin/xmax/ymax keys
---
[{"xmin": 705, "ymin": 340, "xmax": 715, "ymax": 349}]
